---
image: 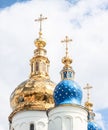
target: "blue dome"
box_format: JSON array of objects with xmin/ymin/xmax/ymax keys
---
[
  {"xmin": 88, "ymin": 121, "xmax": 102, "ymax": 130},
  {"xmin": 53, "ymin": 80, "xmax": 82, "ymax": 106}
]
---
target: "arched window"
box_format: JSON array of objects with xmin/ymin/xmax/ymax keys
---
[
  {"xmin": 30, "ymin": 123, "xmax": 34, "ymax": 130},
  {"xmin": 36, "ymin": 62, "xmax": 39, "ymax": 71}
]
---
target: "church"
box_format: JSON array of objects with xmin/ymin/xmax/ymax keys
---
[{"xmin": 8, "ymin": 14, "xmax": 102, "ymax": 130}]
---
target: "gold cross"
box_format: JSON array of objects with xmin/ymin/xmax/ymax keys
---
[
  {"xmin": 35, "ymin": 14, "xmax": 47, "ymax": 38},
  {"xmin": 83, "ymin": 83, "xmax": 93, "ymax": 102},
  {"xmin": 61, "ymin": 36, "xmax": 72, "ymax": 57}
]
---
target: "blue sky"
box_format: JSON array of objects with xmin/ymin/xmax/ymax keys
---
[
  {"xmin": 0, "ymin": 0, "xmax": 78, "ymax": 8},
  {"xmin": 98, "ymin": 108, "xmax": 108, "ymax": 129},
  {"xmin": 0, "ymin": 0, "xmax": 108, "ymax": 130},
  {"xmin": 0, "ymin": 0, "xmax": 30, "ymax": 8}
]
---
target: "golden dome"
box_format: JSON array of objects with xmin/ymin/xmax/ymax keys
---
[
  {"xmin": 10, "ymin": 77, "xmax": 55, "ymax": 110},
  {"xmin": 9, "ymin": 77, "xmax": 55, "ymax": 121},
  {"xmin": 9, "ymin": 14, "xmax": 56, "ymax": 122}
]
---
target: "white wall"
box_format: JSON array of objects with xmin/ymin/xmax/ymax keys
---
[
  {"xmin": 48, "ymin": 105, "xmax": 87, "ymax": 130},
  {"xmin": 11, "ymin": 111, "xmax": 48, "ymax": 130}
]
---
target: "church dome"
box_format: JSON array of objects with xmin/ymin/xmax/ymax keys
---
[
  {"xmin": 84, "ymin": 84, "xmax": 102, "ymax": 130},
  {"xmin": 10, "ymin": 78, "xmax": 55, "ymax": 111},
  {"xmin": 9, "ymin": 38, "xmax": 56, "ymax": 113},
  {"xmin": 54, "ymin": 79, "xmax": 82, "ymax": 106},
  {"xmin": 88, "ymin": 121, "xmax": 102, "ymax": 130},
  {"xmin": 53, "ymin": 36, "xmax": 82, "ymax": 107},
  {"xmin": 9, "ymin": 14, "xmax": 56, "ymax": 122}
]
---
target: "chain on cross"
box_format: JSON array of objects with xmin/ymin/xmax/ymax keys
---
[
  {"xmin": 35, "ymin": 14, "xmax": 47, "ymax": 38},
  {"xmin": 83, "ymin": 83, "xmax": 93, "ymax": 102},
  {"xmin": 61, "ymin": 36, "xmax": 72, "ymax": 57}
]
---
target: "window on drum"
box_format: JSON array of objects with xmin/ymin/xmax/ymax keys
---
[{"xmin": 30, "ymin": 123, "xmax": 34, "ymax": 130}]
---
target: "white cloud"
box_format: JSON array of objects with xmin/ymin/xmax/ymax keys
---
[
  {"xmin": 0, "ymin": 0, "xmax": 108, "ymax": 129},
  {"xmin": 95, "ymin": 112, "xmax": 105, "ymax": 130}
]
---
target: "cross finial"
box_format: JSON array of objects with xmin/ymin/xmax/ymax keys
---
[
  {"xmin": 61, "ymin": 36, "xmax": 72, "ymax": 57},
  {"xmin": 83, "ymin": 83, "xmax": 93, "ymax": 102},
  {"xmin": 35, "ymin": 14, "xmax": 47, "ymax": 38}
]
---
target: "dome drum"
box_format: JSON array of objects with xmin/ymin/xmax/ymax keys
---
[
  {"xmin": 60, "ymin": 67, "xmax": 75, "ymax": 80},
  {"xmin": 34, "ymin": 48, "xmax": 47, "ymax": 56}
]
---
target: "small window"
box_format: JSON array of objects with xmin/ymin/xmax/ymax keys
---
[
  {"xmin": 68, "ymin": 71, "xmax": 72, "ymax": 78},
  {"xmin": 30, "ymin": 124, "xmax": 34, "ymax": 130},
  {"xmin": 36, "ymin": 62, "xmax": 39, "ymax": 71},
  {"xmin": 63, "ymin": 71, "xmax": 67, "ymax": 78}
]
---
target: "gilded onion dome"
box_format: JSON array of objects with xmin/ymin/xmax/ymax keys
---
[{"xmin": 9, "ymin": 14, "xmax": 56, "ymax": 122}]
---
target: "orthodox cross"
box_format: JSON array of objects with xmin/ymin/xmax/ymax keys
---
[
  {"xmin": 61, "ymin": 36, "xmax": 72, "ymax": 57},
  {"xmin": 83, "ymin": 83, "xmax": 93, "ymax": 102},
  {"xmin": 35, "ymin": 14, "xmax": 47, "ymax": 38}
]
